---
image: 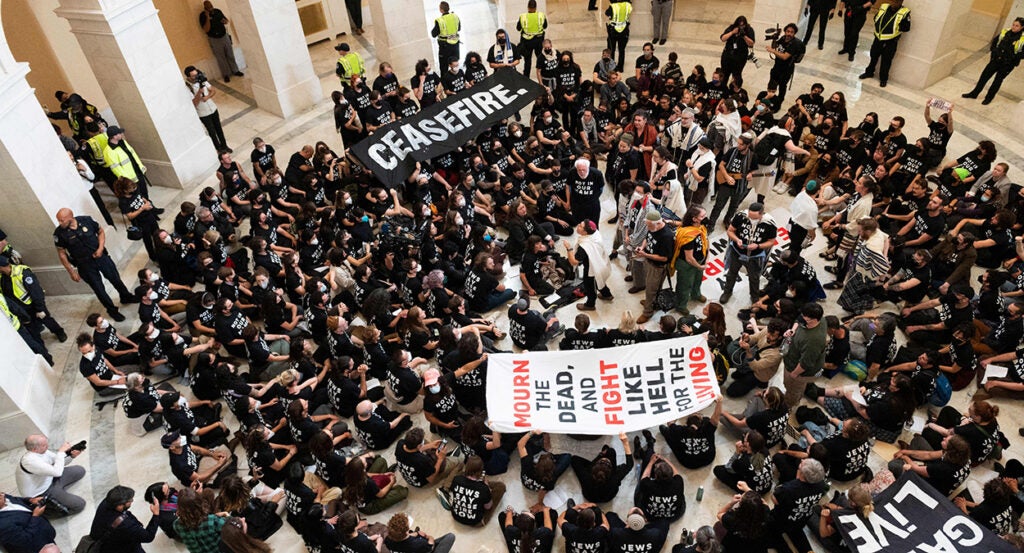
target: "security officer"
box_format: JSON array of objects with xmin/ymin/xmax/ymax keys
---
[
  {"xmin": 53, "ymin": 207, "xmax": 136, "ymax": 323},
  {"xmin": 606, "ymin": 0, "xmax": 633, "ymax": 72},
  {"xmin": 838, "ymin": 0, "xmax": 874, "ymax": 62},
  {"xmin": 431, "ymin": 2, "xmax": 462, "ymax": 70},
  {"xmin": 803, "ymin": 0, "xmax": 836, "ymax": 51},
  {"xmin": 517, "ymin": 0, "xmax": 548, "ymax": 79},
  {"xmin": 103, "ymin": 125, "xmax": 158, "ymax": 208},
  {"xmin": 333, "ymin": 42, "xmax": 366, "ymax": 84},
  {"xmin": 859, "ymin": 0, "xmax": 911, "ymax": 88},
  {"xmin": 0, "ymin": 228, "xmax": 22, "ymax": 264},
  {"xmin": 963, "ymin": 17, "xmax": 1024, "ymax": 105},
  {"xmin": 0, "ymin": 292, "xmax": 52, "ymax": 365},
  {"xmin": 0, "ymin": 256, "xmax": 66, "ymax": 343}
]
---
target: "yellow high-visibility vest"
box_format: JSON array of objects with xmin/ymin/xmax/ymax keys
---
[
  {"xmin": 9, "ymin": 265, "xmax": 31, "ymax": 305},
  {"xmin": 337, "ymin": 52, "xmax": 366, "ymax": 82},
  {"xmin": 873, "ymin": 4, "xmax": 910, "ymax": 41},
  {"xmin": 0, "ymin": 294, "xmax": 20, "ymax": 331},
  {"xmin": 608, "ymin": 2, "xmax": 632, "ymax": 33},
  {"xmin": 998, "ymin": 28, "xmax": 1024, "ymax": 55},
  {"xmin": 519, "ymin": 11, "xmax": 546, "ymax": 40},
  {"xmin": 436, "ymin": 12, "xmax": 460, "ymax": 44}
]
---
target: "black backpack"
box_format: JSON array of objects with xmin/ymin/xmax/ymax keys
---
[{"xmin": 753, "ymin": 132, "xmax": 786, "ymax": 166}]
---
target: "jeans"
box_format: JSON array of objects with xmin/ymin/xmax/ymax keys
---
[
  {"xmin": 483, "ymin": 289, "xmax": 517, "ymax": 311},
  {"xmin": 708, "ymin": 182, "xmax": 745, "ymax": 229}
]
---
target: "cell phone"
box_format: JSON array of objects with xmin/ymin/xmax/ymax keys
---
[
  {"xmin": 69, "ymin": 440, "xmax": 87, "ymax": 453},
  {"xmin": 440, "ymin": 438, "xmax": 449, "ymax": 447}
]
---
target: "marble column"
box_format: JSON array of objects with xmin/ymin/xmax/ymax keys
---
[
  {"xmin": 224, "ymin": 0, "xmax": 322, "ymax": 119},
  {"xmin": 0, "ymin": 34, "xmax": 83, "ymax": 451},
  {"xmin": 55, "ymin": 0, "xmax": 218, "ymax": 189},
  {"xmin": 496, "ymin": 0, "xmax": 547, "ymax": 35},
  {"xmin": 368, "ymin": 0, "xmax": 433, "ymax": 79},
  {"xmin": 888, "ymin": 0, "xmax": 972, "ymax": 87}
]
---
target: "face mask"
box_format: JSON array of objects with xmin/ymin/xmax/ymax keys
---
[
  {"xmin": 361, "ymin": 215, "xmax": 370, "ymax": 223},
  {"xmin": 83, "ymin": 350, "xmax": 96, "ymax": 361},
  {"xmin": 456, "ymin": 199, "xmax": 466, "ymax": 207},
  {"xmin": 450, "ymin": 67, "xmax": 458, "ymax": 73},
  {"xmin": 980, "ymin": 195, "xmax": 990, "ymax": 203},
  {"xmin": 258, "ymin": 280, "xmax": 268, "ymax": 289},
  {"xmin": 148, "ymin": 328, "xmax": 160, "ymax": 340},
  {"xmin": 785, "ymin": 289, "xmax": 796, "ymax": 298},
  {"xmin": 454, "ymin": 217, "xmax": 464, "ymax": 226},
  {"xmin": 310, "ymin": 238, "xmax": 319, "ymax": 246},
  {"xmin": 273, "ymin": 177, "xmax": 283, "ymax": 185},
  {"xmin": 483, "ymin": 234, "xmax": 492, "ymax": 242},
  {"xmin": 475, "ymin": 163, "xmax": 485, "ymax": 172},
  {"xmin": 204, "ymin": 303, "xmax": 215, "ymax": 310},
  {"xmin": 162, "ymin": 236, "xmax": 173, "ymax": 245},
  {"xmin": 888, "ymin": 125, "xmax": 897, "ymax": 133},
  {"xmin": 756, "ymin": 104, "xmax": 765, "ymax": 112},
  {"xmin": 148, "ymin": 291, "xmax": 159, "ymax": 301},
  {"xmin": 318, "ymin": 283, "xmax": 327, "ymax": 293},
  {"xmin": 178, "ymin": 436, "xmax": 188, "ymax": 447},
  {"xmin": 544, "ymin": 48, "xmax": 552, "ymax": 53},
  {"xmin": 544, "ymin": 117, "xmax": 553, "ymax": 124},
  {"xmin": 514, "ymin": 130, "xmax": 523, "ymax": 138},
  {"xmin": 149, "ymin": 273, "xmax": 160, "ymax": 283},
  {"xmin": 428, "ymin": 384, "xmax": 441, "ymax": 394},
  {"xmin": 562, "ymin": 60, "xmax": 570, "ymax": 66},
  {"xmin": 99, "ymin": 319, "xmax": 110, "ymax": 330}
]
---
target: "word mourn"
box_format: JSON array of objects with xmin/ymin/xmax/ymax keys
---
[
  {"xmin": 351, "ymin": 69, "xmax": 545, "ymax": 186},
  {"xmin": 487, "ymin": 335, "xmax": 721, "ymax": 434}
]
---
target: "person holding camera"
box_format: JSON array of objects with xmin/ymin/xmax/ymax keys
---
[
  {"xmin": 765, "ymin": 23, "xmax": 805, "ymax": 104},
  {"xmin": 185, "ymin": 65, "xmax": 226, "ymax": 151},
  {"xmin": 15, "ymin": 435, "xmax": 87, "ymax": 517},
  {"xmin": 720, "ymin": 16, "xmax": 756, "ymax": 86}
]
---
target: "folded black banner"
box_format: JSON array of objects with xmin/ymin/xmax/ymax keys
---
[
  {"xmin": 836, "ymin": 472, "xmax": 1017, "ymax": 553},
  {"xmin": 350, "ymin": 69, "xmax": 546, "ymax": 186}
]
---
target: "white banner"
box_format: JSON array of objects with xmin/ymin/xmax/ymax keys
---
[
  {"xmin": 701, "ymin": 207, "xmax": 793, "ymax": 298},
  {"xmin": 486, "ymin": 335, "xmax": 721, "ymax": 434}
]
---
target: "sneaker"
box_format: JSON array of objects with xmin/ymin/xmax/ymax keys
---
[
  {"xmin": 566, "ymin": 497, "xmax": 576, "ymax": 510},
  {"xmin": 642, "ymin": 429, "xmax": 655, "ymax": 448},
  {"xmin": 55, "ymin": 329, "xmax": 68, "ymax": 343},
  {"xmin": 435, "ymin": 487, "xmax": 452, "ymax": 511},
  {"xmin": 785, "ymin": 424, "xmax": 801, "ymax": 440}
]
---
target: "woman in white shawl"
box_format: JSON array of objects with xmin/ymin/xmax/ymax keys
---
[
  {"xmin": 563, "ymin": 219, "xmax": 612, "ymax": 310},
  {"xmin": 649, "ymin": 146, "xmax": 686, "ymax": 224},
  {"xmin": 821, "ymin": 175, "xmax": 878, "ymax": 285},
  {"xmin": 837, "ymin": 218, "xmax": 890, "ymax": 315}
]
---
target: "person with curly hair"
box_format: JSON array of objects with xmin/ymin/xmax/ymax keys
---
[{"xmin": 384, "ymin": 511, "xmax": 457, "ymax": 552}]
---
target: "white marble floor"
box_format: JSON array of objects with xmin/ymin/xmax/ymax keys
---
[{"xmin": 13, "ymin": 1, "xmax": 1024, "ymax": 552}]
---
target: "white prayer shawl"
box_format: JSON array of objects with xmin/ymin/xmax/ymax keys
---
[
  {"xmin": 714, "ymin": 111, "xmax": 743, "ymax": 151},
  {"xmin": 789, "ymin": 190, "xmax": 818, "ymax": 229},
  {"xmin": 577, "ymin": 232, "xmax": 611, "ymax": 289},
  {"xmin": 686, "ymin": 148, "xmax": 717, "ymax": 191}
]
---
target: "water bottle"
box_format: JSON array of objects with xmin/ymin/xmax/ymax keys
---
[{"xmin": 696, "ymin": 486, "xmax": 704, "ymax": 501}]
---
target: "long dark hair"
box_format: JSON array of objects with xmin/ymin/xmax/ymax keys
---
[
  {"xmin": 731, "ymin": 491, "xmax": 768, "ymax": 538},
  {"xmin": 343, "ymin": 457, "xmax": 368, "ymax": 506},
  {"xmin": 221, "ymin": 517, "xmax": 272, "ymax": 553},
  {"xmin": 515, "ymin": 513, "xmax": 537, "ymax": 553}
]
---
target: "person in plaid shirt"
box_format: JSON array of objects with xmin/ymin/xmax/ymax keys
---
[{"xmin": 173, "ymin": 487, "xmax": 225, "ymax": 553}]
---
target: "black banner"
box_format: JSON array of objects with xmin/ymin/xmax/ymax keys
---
[
  {"xmin": 350, "ymin": 69, "xmax": 545, "ymax": 186},
  {"xmin": 836, "ymin": 472, "xmax": 1017, "ymax": 553}
]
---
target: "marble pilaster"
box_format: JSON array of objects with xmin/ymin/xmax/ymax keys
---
[
  {"xmin": 368, "ymin": 0, "xmax": 434, "ymax": 79},
  {"xmin": 225, "ymin": 0, "xmax": 323, "ymax": 119},
  {"xmin": 888, "ymin": 0, "xmax": 973, "ymax": 88}
]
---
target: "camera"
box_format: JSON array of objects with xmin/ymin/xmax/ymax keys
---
[
  {"xmin": 764, "ymin": 24, "xmax": 782, "ymax": 48},
  {"xmin": 68, "ymin": 440, "xmax": 87, "ymax": 453},
  {"xmin": 194, "ymin": 70, "xmax": 209, "ymax": 85},
  {"xmin": 747, "ymin": 51, "xmax": 762, "ymax": 69}
]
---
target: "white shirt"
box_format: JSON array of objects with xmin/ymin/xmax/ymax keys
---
[
  {"xmin": 16, "ymin": 450, "xmax": 70, "ymax": 497},
  {"xmin": 189, "ymin": 81, "xmax": 218, "ymax": 117},
  {"xmin": 789, "ymin": 190, "xmax": 818, "ymax": 229}
]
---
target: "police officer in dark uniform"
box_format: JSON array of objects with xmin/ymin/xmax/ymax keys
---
[
  {"xmin": 0, "ymin": 292, "xmax": 52, "ymax": 365},
  {"xmin": 963, "ymin": 17, "xmax": 1024, "ymax": 105},
  {"xmin": 0, "ymin": 256, "xmax": 66, "ymax": 342},
  {"xmin": 859, "ymin": 0, "xmax": 911, "ymax": 87},
  {"xmin": 53, "ymin": 208, "xmax": 136, "ymax": 322},
  {"xmin": 838, "ymin": 0, "xmax": 875, "ymax": 62}
]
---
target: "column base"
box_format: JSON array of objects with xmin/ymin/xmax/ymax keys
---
[
  {"xmin": 142, "ymin": 134, "xmax": 219, "ymax": 190},
  {"xmin": 252, "ymin": 75, "xmax": 323, "ymax": 119}
]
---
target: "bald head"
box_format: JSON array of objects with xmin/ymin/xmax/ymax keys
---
[
  {"xmin": 356, "ymin": 400, "xmax": 374, "ymax": 418},
  {"xmin": 25, "ymin": 434, "xmax": 47, "ymax": 452},
  {"xmin": 56, "ymin": 208, "xmax": 74, "ymax": 228}
]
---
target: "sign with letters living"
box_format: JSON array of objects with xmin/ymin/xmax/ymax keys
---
[
  {"xmin": 486, "ymin": 335, "xmax": 721, "ymax": 434},
  {"xmin": 350, "ymin": 69, "xmax": 546, "ymax": 186},
  {"xmin": 836, "ymin": 472, "xmax": 1017, "ymax": 553}
]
